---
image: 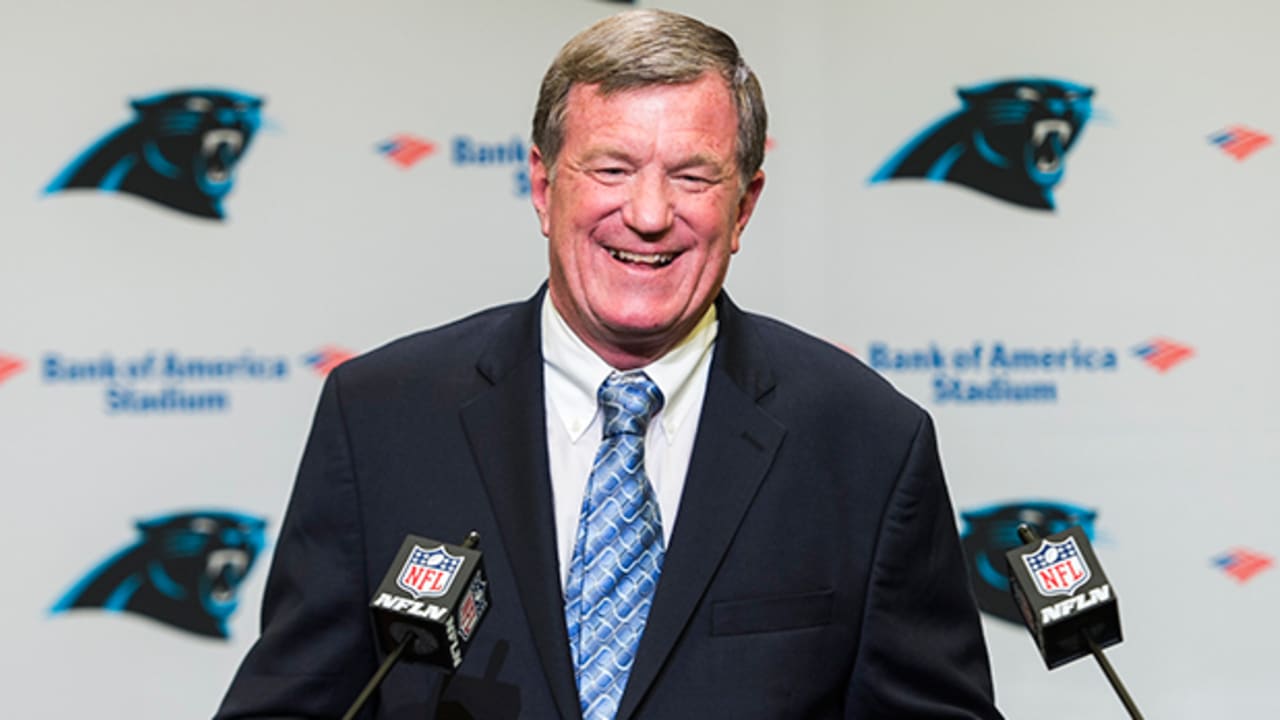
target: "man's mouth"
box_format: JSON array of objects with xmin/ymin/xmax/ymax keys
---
[{"xmin": 608, "ymin": 248, "xmax": 676, "ymax": 268}]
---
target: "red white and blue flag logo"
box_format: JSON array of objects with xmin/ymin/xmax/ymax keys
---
[
  {"xmin": 1023, "ymin": 536, "xmax": 1092, "ymax": 598},
  {"xmin": 0, "ymin": 354, "xmax": 25, "ymax": 385},
  {"xmin": 302, "ymin": 346, "xmax": 356, "ymax": 376},
  {"xmin": 397, "ymin": 545, "xmax": 463, "ymax": 599},
  {"xmin": 1208, "ymin": 126, "xmax": 1271, "ymax": 161},
  {"xmin": 1212, "ymin": 548, "xmax": 1273, "ymax": 584},
  {"xmin": 376, "ymin": 134, "xmax": 436, "ymax": 168},
  {"xmin": 1132, "ymin": 337, "xmax": 1194, "ymax": 373}
]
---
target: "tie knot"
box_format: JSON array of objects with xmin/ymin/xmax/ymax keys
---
[{"xmin": 598, "ymin": 372, "xmax": 664, "ymax": 439}]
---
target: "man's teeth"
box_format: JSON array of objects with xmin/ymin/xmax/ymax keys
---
[{"xmin": 609, "ymin": 249, "xmax": 674, "ymax": 267}]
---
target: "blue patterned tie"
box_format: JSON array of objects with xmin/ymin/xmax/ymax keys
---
[{"xmin": 564, "ymin": 371, "xmax": 666, "ymax": 720}]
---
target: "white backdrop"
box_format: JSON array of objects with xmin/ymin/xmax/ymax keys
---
[{"xmin": 2, "ymin": 1, "xmax": 1276, "ymax": 717}]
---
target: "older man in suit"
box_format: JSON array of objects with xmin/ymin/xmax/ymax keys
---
[{"xmin": 216, "ymin": 9, "xmax": 1003, "ymax": 720}]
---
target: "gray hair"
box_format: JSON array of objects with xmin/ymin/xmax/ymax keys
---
[{"xmin": 532, "ymin": 9, "xmax": 767, "ymax": 190}]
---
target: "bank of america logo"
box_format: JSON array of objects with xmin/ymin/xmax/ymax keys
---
[
  {"xmin": 376, "ymin": 134, "xmax": 436, "ymax": 168},
  {"xmin": 1208, "ymin": 126, "xmax": 1271, "ymax": 161},
  {"xmin": 302, "ymin": 346, "xmax": 355, "ymax": 376},
  {"xmin": 1132, "ymin": 338, "xmax": 1194, "ymax": 372},
  {"xmin": 0, "ymin": 354, "xmax": 25, "ymax": 385},
  {"xmin": 1212, "ymin": 548, "xmax": 1273, "ymax": 583}
]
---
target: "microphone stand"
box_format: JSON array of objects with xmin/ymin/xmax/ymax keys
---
[
  {"xmin": 1016, "ymin": 524, "xmax": 1144, "ymax": 720},
  {"xmin": 341, "ymin": 634, "xmax": 413, "ymax": 720},
  {"xmin": 1082, "ymin": 632, "xmax": 1144, "ymax": 720}
]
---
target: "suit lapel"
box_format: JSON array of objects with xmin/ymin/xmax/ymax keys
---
[
  {"xmin": 617, "ymin": 295, "xmax": 787, "ymax": 720},
  {"xmin": 459, "ymin": 290, "xmax": 583, "ymax": 720}
]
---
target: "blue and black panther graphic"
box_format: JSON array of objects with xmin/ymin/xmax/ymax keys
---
[
  {"xmin": 871, "ymin": 78, "xmax": 1093, "ymax": 210},
  {"xmin": 959, "ymin": 501, "xmax": 1097, "ymax": 624},
  {"xmin": 52, "ymin": 510, "xmax": 266, "ymax": 639},
  {"xmin": 45, "ymin": 89, "xmax": 263, "ymax": 220}
]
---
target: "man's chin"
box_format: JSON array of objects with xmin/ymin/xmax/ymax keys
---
[
  {"xmin": 598, "ymin": 310, "xmax": 681, "ymax": 340},
  {"xmin": 595, "ymin": 313, "xmax": 698, "ymax": 358}
]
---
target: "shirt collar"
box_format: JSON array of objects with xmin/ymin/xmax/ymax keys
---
[{"xmin": 541, "ymin": 295, "xmax": 718, "ymax": 443}]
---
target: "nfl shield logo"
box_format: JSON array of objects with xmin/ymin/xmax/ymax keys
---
[
  {"xmin": 1022, "ymin": 536, "xmax": 1092, "ymax": 597},
  {"xmin": 396, "ymin": 545, "xmax": 464, "ymax": 599},
  {"xmin": 457, "ymin": 573, "xmax": 489, "ymax": 641}
]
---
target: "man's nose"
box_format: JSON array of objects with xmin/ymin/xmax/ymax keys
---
[{"xmin": 622, "ymin": 172, "xmax": 674, "ymax": 237}]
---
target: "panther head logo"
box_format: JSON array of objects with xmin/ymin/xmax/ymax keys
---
[
  {"xmin": 45, "ymin": 89, "xmax": 264, "ymax": 220},
  {"xmin": 51, "ymin": 510, "xmax": 267, "ymax": 639},
  {"xmin": 958, "ymin": 501, "xmax": 1097, "ymax": 624},
  {"xmin": 871, "ymin": 78, "xmax": 1094, "ymax": 210}
]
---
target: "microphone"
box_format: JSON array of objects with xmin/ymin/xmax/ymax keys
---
[
  {"xmin": 341, "ymin": 531, "xmax": 491, "ymax": 720},
  {"xmin": 369, "ymin": 531, "xmax": 490, "ymax": 669},
  {"xmin": 1006, "ymin": 524, "xmax": 1143, "ymax": 719},
  {"xmin": 1005, "ymin": 524, "xmax": 1119, "ymax": 669}
]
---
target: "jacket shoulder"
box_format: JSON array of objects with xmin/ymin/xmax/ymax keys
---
[
  {"xmin": 330, "ymin": 299, "xmax": 532, "ymax": 398},
  {"xmin": 740, "ymin": 311, "xmax": 928, "ymax": 427}
]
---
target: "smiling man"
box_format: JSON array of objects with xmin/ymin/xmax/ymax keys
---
[{"xmin": 216, "ymin": 10, "xmax": 1002, "ymax": 720}]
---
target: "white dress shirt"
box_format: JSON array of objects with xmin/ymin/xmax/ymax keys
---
[{"xmin": 541, "ymin": 296, "xmax": 717, "ymax": 590}]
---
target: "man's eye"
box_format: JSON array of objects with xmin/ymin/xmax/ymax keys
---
[{"xmin": 677, "ymin": 174, "xmax": 713, "ymax": 186}]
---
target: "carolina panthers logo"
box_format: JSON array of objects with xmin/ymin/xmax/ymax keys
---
[
  {"xmin": 871, "ymin": 78, "xmax": 1093, "ymax": 210},
  {"xmin": 51, "ymin": 510, "xmax": 266, "ymax": 639},
  {"xmin": 958, "ymin": 501, "xmax": 1097, "ymax": 624},
  {"xmin": 45, "ymin": 89, "xmax": 264, "ymax": 220}
]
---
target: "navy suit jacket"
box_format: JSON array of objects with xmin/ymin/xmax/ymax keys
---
[{"xmin": 216, "ymin": 289, "xmax": 1001, "ymax": 719}]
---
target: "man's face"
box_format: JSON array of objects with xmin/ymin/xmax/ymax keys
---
[{"xmin": 531, "ymin": 72, "xmax": 765, "ymax": 370}]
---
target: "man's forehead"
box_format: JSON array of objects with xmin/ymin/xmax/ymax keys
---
[{"xmin": 561, "ymin": 76, "xmax": 738, "ymax": 140}]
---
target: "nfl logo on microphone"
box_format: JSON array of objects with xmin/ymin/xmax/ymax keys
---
[
  {"xmin": 397, "ymin": 545, "xmax": 463, "ymax": 599},
  {"xmin": 457, "ymin": 574, "xmax": 488, "ymax": 641},
  {"xmin": 1023, "ymin": 536, "xmax": 1091, "ymax": 597}
]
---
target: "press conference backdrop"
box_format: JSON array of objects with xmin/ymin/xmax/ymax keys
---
[{"xmin": 1, "ymin": 0, "xmax": 1275, "ymax": 717}]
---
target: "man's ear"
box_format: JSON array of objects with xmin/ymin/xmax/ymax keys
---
[
  {"xmin": 730, "ymin": 170, "xmax": 765, "ymax": 254},
  {"xmin": 529, "ymin": 144, "xmax": 552, "ymax": 237}
]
